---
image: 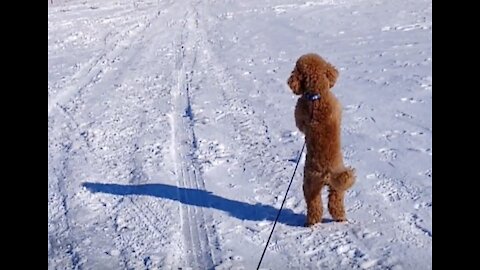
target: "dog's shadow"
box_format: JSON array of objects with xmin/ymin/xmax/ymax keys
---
[{"xmin": 82, "ymin": 182, "xmax": 305, "ymax": 227}]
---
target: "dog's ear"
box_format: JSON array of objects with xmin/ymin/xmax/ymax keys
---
[
  {"xmin": 325, "ymin": 63, "xmax": 339, "ymax": 88},
  {"xmin": 288, "ymin": 69, "xmax": 303, "ymax": 95},
  {"xmin": 304, "ymin": 71, "xmax": 329, "ymax": 94}
]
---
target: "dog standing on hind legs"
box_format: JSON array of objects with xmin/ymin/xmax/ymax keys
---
[{"xmin": 287, "ymin": 53, "xmax": 355, "ymax": 227}]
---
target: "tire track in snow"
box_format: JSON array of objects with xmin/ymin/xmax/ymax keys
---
[
  {"xmin": 199, "ymin": 3, "xmax": 285, "ymax": 206},
  {"xmin": 48, "ymin": 140, "xmax": 82, "ymax": 270},
  {"xmin": 82, "ymin": 1, "xmax": 188, "ymax": 267},
  {"xmin": 49, "ymin": 1, "xmax": 184, "ymax": 268},
  {"xmin": 48, "ymin": 3, "xmax": 164, "ymax": 116}
]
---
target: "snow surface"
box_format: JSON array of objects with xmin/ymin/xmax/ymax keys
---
[{"xmin": 48, "ymin": 0, "xmax": 432, "ymax": 269}]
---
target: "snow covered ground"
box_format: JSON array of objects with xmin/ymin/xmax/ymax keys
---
[{"xmin": 48, "ymin": 0, "xmax": 432, "ymax": 269}]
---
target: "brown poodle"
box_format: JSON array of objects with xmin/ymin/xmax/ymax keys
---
[{"xmin": 287, "ymin": 53, "xmax": 355, "ymax": 226}]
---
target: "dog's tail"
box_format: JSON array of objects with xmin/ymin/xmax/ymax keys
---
[{"xmin": 330, "ymin": 168, "xmax": 356, "ymax": 191}]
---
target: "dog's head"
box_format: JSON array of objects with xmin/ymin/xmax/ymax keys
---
[{"xmin": 287, "ymin": 53, "xmax": 338, "ymax": 95}]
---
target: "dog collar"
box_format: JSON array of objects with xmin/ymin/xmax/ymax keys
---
[{"xmin": 304, "ymin": 92, "xmax": 321, "ymax": 101}]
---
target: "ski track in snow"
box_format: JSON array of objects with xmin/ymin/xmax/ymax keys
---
[{"xmin": 169, "ymin": 1, "xmax": 220, "ymax": 268}]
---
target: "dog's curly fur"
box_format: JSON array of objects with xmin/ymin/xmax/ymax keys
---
[{"xmin": 287, "ymin": 53, "xmax": 355, "ymax": 226}]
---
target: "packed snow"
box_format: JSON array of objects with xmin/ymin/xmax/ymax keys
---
[{"xmin": 48, "ymin": 0, "xmax": 432, "ymax": 269}]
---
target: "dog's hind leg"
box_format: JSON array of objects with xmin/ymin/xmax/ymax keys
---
[
  {"xmin": 328, "ymin": 188, "xmax": 347, "ymax": 222},
  {"xmin": 327, "ymin": 169, "xmax": 355, "ymax": 222},
  {"xmin": 303, "ymin": 171, "xmax": 325, "ymax": 226}
]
